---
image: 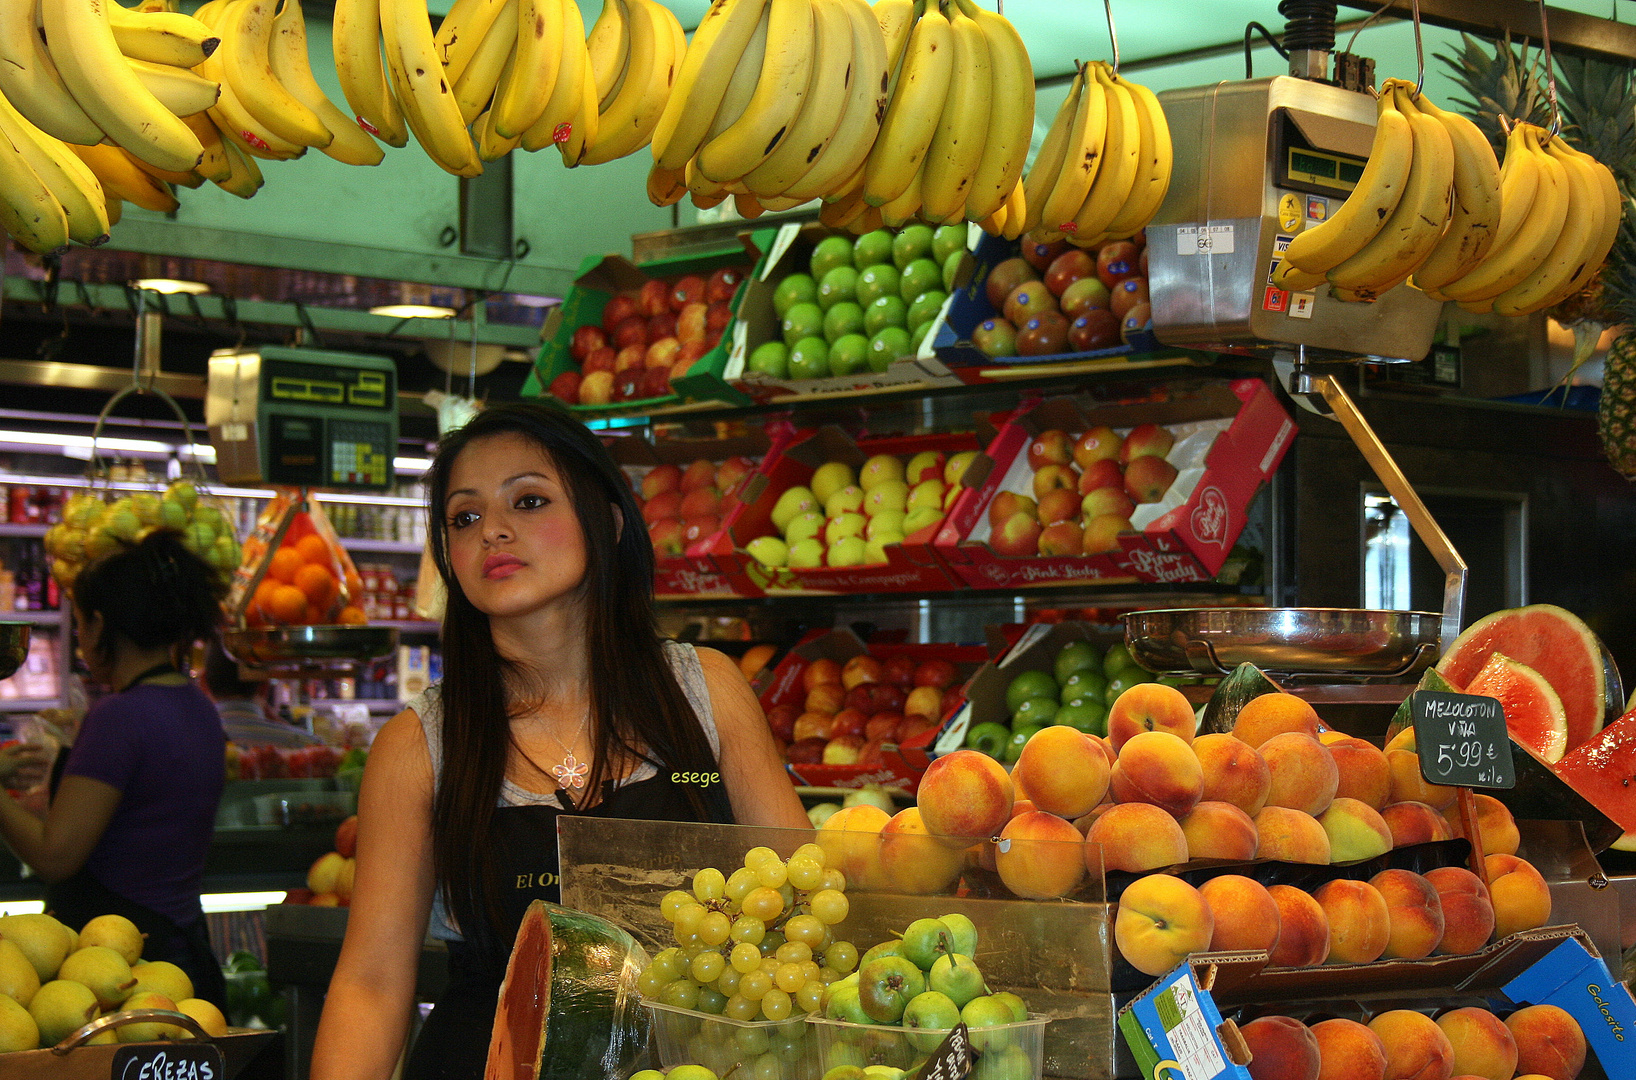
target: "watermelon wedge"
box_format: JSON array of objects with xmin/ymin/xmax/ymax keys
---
[
  {"xmin": 1436, "ymin": 604, "xmax": 1607, "ymax": 751},
  {"xmin": 1555, "ymin": 702, "xmax": 1636, "ymax": 837},
  {"xmin": 1464, "ymin": 652, "xmax": 1569, "ymax": 763}
]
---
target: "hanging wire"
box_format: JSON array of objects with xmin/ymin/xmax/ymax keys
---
[
  {"xmin": 1410, "ymin": 0, "xmax": 1426, "ymax": 96},
  {"xmin": 1102, "ymin": 0, "xmax": 1119, "ymax": 74},
  {"xmin": 1244, "ymin": 21, "xmax": 1289, "ymax": 80},
  {"xmin": 1538, "ymin": 0, "xmax": 1563, "ymax": 135},
  {"xmin": 1345, "ymin": 0, "xmax": 1395, "ymax": 54}
]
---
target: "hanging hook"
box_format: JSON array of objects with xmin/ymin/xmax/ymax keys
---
[
  {"xmin": 1102, "ymin": 0, "xmax": 1119, "ymax": 75},
  {"xmin": 1538, "ymin": 0, "xmax": 1563, "ymax": 136},
  {"xmin": 1410, "ymin": 0, "xmax": 1426, "ymax": 97}
]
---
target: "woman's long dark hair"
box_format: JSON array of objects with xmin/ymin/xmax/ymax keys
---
[
  {"xmin": 425, "ymin": 401, "xmax": 724, "ymax": 944},
  {"xmin": 74, "ymin": 528, "xmax": 226, "ymax": 667}
]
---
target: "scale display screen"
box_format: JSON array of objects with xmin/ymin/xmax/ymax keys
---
[
  {"xmin": 1284, "ymin": 146, "xmax": 1366, "ymax": 195},
  {"xmin": 266, "ymin": 358, "xmax": 392, "ymax": 410}
]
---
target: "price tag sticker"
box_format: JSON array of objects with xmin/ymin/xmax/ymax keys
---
[
  {"xmin": 1174, "ymin": 225, "xmax": 1235, "ymax": 256},
  {"xmin": 915, "ymin": 1021, "xmax": 974, "ymax": 1080},
  {"xmin": 1412, "ymin": 691, "xmax": 1516, "ymax": 789},
  {"xmin": 111, "ymin": 1042, "xmax": 224, "ymax": 1080}
]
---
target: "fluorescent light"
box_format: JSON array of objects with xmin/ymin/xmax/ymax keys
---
[
  {"xmin": 394, "ymin": 456, "xmax": 433, "ymax": 472},
  {"xmin": 0, "ymin": 429, "xmax": 173, "ymax": 454},
  {"xmin": 134, "ymin": 278, "xmax": 210, "ymax": 295},
  {"xmin": 201, "ymin": 891, "xmax": 287, "ymax": 913},
  {"xmin": 0, "ymin": 473, "xmax": 425, "ymax": 507},
  {"xmin": 0, "ymin": 901, "xmax": 43, "ymax": 917},
  {"xmin": 369, "ymin": 304, "xmax": 456, "ymax": 319}
]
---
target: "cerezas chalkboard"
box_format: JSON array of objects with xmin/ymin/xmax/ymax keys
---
[{"xmin": 1412, "ymin": 691, "xmax": 1516, "ymax": 789}]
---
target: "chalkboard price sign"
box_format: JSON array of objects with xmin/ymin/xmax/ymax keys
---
[
  {"xmin": 915, "ymin": 1021, "xmax": 974, "ymax": 1080},
  {"xmin": 111, "ymin": 1042, "xmax": 224, "ymax": 1080},
  {"xmin": 1412, "ymin": 691, "xmax": 1516, "ymax": 789}
]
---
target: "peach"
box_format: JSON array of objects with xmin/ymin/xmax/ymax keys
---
[
  {"xmin": 1194, "ymin": 733, "xmax": 1271, "ymax": 815},
  {"xmin": 1436, "ymin": 1007, "xmax": 1516, "ymax": 1080},
  {"xmin": 1261, "ymin": 732, "xmax": 1340, "ymax": 816},
  {"xmin": 1312, "ymin": 1018, "xmax": 1387, "ymax": 1080},
  {"xmin": 1327, "ymin": 737, "xmax": 1392, "ymax": 809},
  {"xmin": 1240, "ymin": 1015, "xmax": 1320, "ymax": 1080},
  {"xmin": 1179, "ymin": 801, "xmax": 1259, "ymax": 861},
  {"xmin": 996, "ymin": 810, "xmax": 1087, "ymax": 899},
  {"xmin": 1425, "ymin": 866, "xmax": 1495, "ymax": 955},
  {"xmin": 1088, "ymin": 803, "xmax": 1189, "ymax": 873},
  {"xmin": 1504, "ymin": 1004, "xmax": 1586, "ymax": 1080},
  {"xmin": 1267, "ymin": 884, "xmax": 1330, "ymax": 967},
  {"xmin": 974, "ymin": 798, "xmax": 1038, "ymax": 872},
  {"xmin": 1254, "ymin": 806, "xmax": 1333, "ymax": 864},
  {"xmin": 1485, "ymin": 854, "xmax": 1552, "ymax": 938},
  {"xmin": 1113, "ymin": 872, "xmax": 1214, "ymax": 977},
  {"xmin": 1109, "ymin": 730, "xmax": 1204, "ymax": 816},
  {"xmin": 1106, "ymin": 682, "xmax": 1197, "ymax": 750},
  {"xmin": 1385, "ymin": 730, "xmax": 1457, "ymax": 809},
  {"xmin": 877, "ymin": 807, "xmax": 964, "ymax": 895},
  {"xmin": 1369, "ymin": 869, "xmax": 1445, "ymax": 960},
  {"xmin": 1367, "ymin": 1010, "xmax": 1453, "ymax": 1080},
  {"xmin": 1380, "ymin": 801, "xmax": 1454, "ymax": 848},
  {"xmin": 917, "ymin": 749, "xmax": 1015, "ymax": 847},
  {"xmin": 1198, "ymin": 874, "xmax": 1281, "ymax": 954},
  {"xmin": 1013, "ymin": 726, "xmax": 1110, "ymax": 818},
  {"xmin": 816, "ymin": 805, "xmax": 889, "ymax": 889},
  {"xmin": 1451, "ymin": 794, "xmax": 1521, "ymax": 858},
  {"xmin": 1318, "ymin": 798, "xmax": 1394, "ymax": 863},
  {"xmin": 1232, "ymin": 692, "xmax": 1322, "ymax": 748},
  {"xmin": 1313, "ymin": 878, "xmax": 1390, "ymax": 964}
]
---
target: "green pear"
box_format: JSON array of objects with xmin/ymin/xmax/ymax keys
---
[
  {"xmin": 79, "ymin": 914, "xmax": 143, "ymax": 966},
  {"xmin": 0, "ymin": 914, "xmax": 73, "ymax": 983},
  {"xmin": 0, "ymin": 992, "xmax": 37, "ymax": 1051},
  {"xmin": 116, "ymin": 991, "xmax": 185, "ymax": 1043},
  {"xmin": 810, "ymin": 462, "xmax": 856, "ymax": 507},
  {"xmin": 28, "ymin": 980, "xmax": 97, "ymax": 1046},
  {"xmin": 175, "ymin": 998, "xmax": 227, "ymax": 1038},
  {"xmin": 769, "ymin": 486, "xmax": 818, "ymax": 532},
  {"xmin": 60, "ymin": 947, "xmax": 135, "ymax": 1011},
  {"xmin": 130, "ymin": 962, "xmax": 193, "ymax": 1005},
  {"xmin": 0, "ymin": 939, "xmax": 40, "ymax": 1008}
]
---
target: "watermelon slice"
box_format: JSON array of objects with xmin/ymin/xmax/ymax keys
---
[
  {"xmin": 1555, "ymin": 702, "xmax": 1636, "ymax": 838},
  {"xmin": 1464, "ymin": 652, "xmax": 1569, "ymax": 763},
  {"xmin": 1436, "ymin": 604, "xmax": 1607, "ymax": 751}
]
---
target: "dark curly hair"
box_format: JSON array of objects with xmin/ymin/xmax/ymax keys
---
[{"xmin": 73, "ymin": 528, "xmax": 227, "ymax": 667}]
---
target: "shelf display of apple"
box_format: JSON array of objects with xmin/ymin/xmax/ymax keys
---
[
  {"xmin": 548, "ymin": 266, "xmax": 750, "ymax": 407},
  {"xmin": 962, "ymin": 640, "xmax": 1162, "ymax": 763},
  {"xmin": 971, "ymin": 233, "xmax": 1150, "ymax": 359},
  {"xmin": 744, "ymin": 450, "xmax": 975, "ymax": 571},
  {"xmin": 770, "ymin": 653, "xmax": 963, "ymax": 770},
  {"xmin": 634, "ymin": 454, "xmax": 761, "ymax": 559},
  {"xmin": 984, "ymin": 420, "xmax": 1180, "ymax": 559},
  {"xmin": 747, "ymin": 225, "xmax": 966, "ymax": 382}
]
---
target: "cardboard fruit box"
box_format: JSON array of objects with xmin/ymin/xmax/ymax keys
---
[
  {"xmin": 520, "ymin": 246, "xmax": 757, "ymax": 412},
  {"xmin": 934, "ymin": 378, "xmax": 1294, "ymax": 588},
  {"xmin": 758, "ymin": 628, "xmax": 988, "ymax": 790},
  {"xmin": 700, "ymin": 426, "xmax": 990, "ymax": 594}
]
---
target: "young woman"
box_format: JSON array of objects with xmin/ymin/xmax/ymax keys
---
[
  {"xmin": 0, "ymin": 528, "xmax": 228, "ymax": 1008},
  {"xmin": 311, "ymin": 403, "xmax": 808, "ymax": 1080}
]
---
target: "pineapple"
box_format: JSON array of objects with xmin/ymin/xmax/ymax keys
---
[
  {"xmin": 1434, "ymin": 31, "xmax": 1551, "ymax": 155},
  {"xmin": 1593, "ymin": 206, "xmax": 1636, "ymax": 479}
]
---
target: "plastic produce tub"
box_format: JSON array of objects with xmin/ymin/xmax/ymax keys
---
[{"xmin": 643, "ymin": 1000, "xmax": 819, "ymax": 1080}]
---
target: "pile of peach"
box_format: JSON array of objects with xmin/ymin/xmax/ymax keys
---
[
  {"xmin": 1240, "ymin": 1004, "xmax": 1587, "ymax": 1080},
  {"xmin": 768, "ymin": 654, "xmax": 962, "ymax": 769},
  {"xmin": 635, "ymin": 455, "xmax": 760, "ymax": 558}
]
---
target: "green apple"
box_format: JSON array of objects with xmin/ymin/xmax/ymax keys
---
[
  {"xmin": 748, "ymin": 340, "xmax": 789, "ymax": 378},
  {"xmin": 853, "ymin": 229, "xmax": 895, "ymax": 269},
  {"xmin": 863, "ymin": 480, "xmax": 907, "ymax": 516},
  {"xmin": 907, "ymin": 289, "xmax": 949, "ymax": 334},
  {"xmin": 783, "ymin": 302, "xmax": 825, "ymax": 347},
  {"xmin": 902, "ymin": 506, "xmax": 944, "ymax": 536},
  {"xmin": 1060, "ymin": 670, "xmax": 1108, "ymax": 705},
  {"xmin": 867, "ymin": 327, "xmax": 911, "ymax": 372},
  {"xmin": 1055, "ymin": 699, "xmax": 1108, "ymax": 737},
  {"xmin": 989, "ymin": 990, "xmax": 1028, "ymax": 1022},
  {"xmin": 960, "ymin": 994, "xmax": 1017, "ymax": 1052},
  {"xmin": 788, "ymin": 538, "xmax": 825, "ymax": 568},
  {"xmin": 858, "ymin": 453, "xmax": 904, "ymax": 490},
  {"xmin": 964, "ymin": 721, "xmax": 1010, "ymax": 758},
  {"xmin": 824, "ymin": 300, "xmax": 867, "ymax": 343},
  {"xmin": 857, "ymin": 956, "xmax": 925, "ymax": 1023},
  {"xmin": 860, "ymin": 939, "xmax": 904, "ymax": 967},
  {"xmin": 1011, "ymin": 696, "xmax": 1058, "ymax": 727},
  {"xmin": 829, "ymin": 332, "xmax": 870, "ymax": 374},
  {"xmin": 944, "ymin": 450, "xmax": 980, "ymax": 488},
  {"xmin": 1005, "ymin": 670, "xmax": 1059, "ymax": 714},
  {"xmin": 902, "ymin": 990, "xmax": 961, "ymax": 1052},
  {"xmin": 1103, "ymin": 641, "xmax": 1136, "ymax": 677},
  {"xmin": 932, "ymin": 224, "xmax": 967, "ymax": 264},
  {"xmin": 899, "ymin": 259, "xmax": 942, "ymax": 304},
  {"xmin": 785, "ymin": 510, "xmax": 825, "ymax": 546},
  {"xmin": 862, "ymin": 538, "xmax": 892, "ymax": 564},
  {"xmin": 927, "ymin": 953, "xmax": 986, "ymax": 1009},
  {"xmin": 900, "ymin": 918, "xmax": 954, "ymax": 971},
  {"xmin": 825, "ymin": 512, "xmax": 867, "ymax": 545},
  {"xmin": 1054, "ymin": 640, "xmax": 1103, "ymax": 684},
  {"xmin": 943, "ymin": 249, "xmax": 966, "ymax": 292},
  {"xmin": 818, "ymin": 265, "xmax": 860, "ymax": 311},
  {"xmin": 810, "ymin": 461, "xmax": 856, "ymax": 506},
  {"xmin": 771, "ymin": 485, "xmax": 817, "ymax": 531},
  {"xmin": 864, "ymin": 295, "xmax": 909, "ymax": 336},
  {"xmin": 907, "ymin": 478, "xmax": 946, "ymax": 513},
  {"xmin": 825, "ymin": 485, "xmax": 866, "ymax": 517},
  {"xmin": 773, "ymin": 273, "xmax": 818, "ymax": 318},
  {"xmin": 867, "ymin": 510, "xmax": 907, "ymax": 540},
  {"xmin": 788, "ymin": 335, "xmax": 831, "ymax": 379},
  {"xmin": 941, "ymin": 913, "xmax": 979, "ymax": 958},
  {"xmin": 811, "ymin": 234, "xmax": 855, "ymax": 277},
  {"xmin": 892, "ymin": 224, "xmax": 934, "ymax": 270},
  {"xmin": 745, "ymin": 536, "xmax": 788, "ymax": 567},
  {"xmin": 1105, "ymin": 669, "xmax": 1149, "ymax": 706},
  {"xmin": 856, "ymin": 264, "xmax": 903, "ymax": 308},
  {"xmin": 829, "ymin": 536, "xmax": 868, "ymax": 567},
  {"xmin": 1003, "ymin": 724, "xmax": 1040, "ymax": 763},
  {"xmin": 975, "ymin": 1045, "xmax": 1033, "ymax": 1080},
  {"xmin": 905, "ymin": 450, "xmax": 946, "ymax": 486}
]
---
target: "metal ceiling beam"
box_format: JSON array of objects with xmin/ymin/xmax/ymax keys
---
[{"xmin": 1335, "ymin": 0, "xmax": 1636, "ymax": 62}]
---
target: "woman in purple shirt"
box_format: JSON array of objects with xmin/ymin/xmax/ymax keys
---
[{"xmin": 0, "ymin": 529, "xmax": 228, "ymax": 1007}]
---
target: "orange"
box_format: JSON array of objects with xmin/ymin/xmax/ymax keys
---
[
  {"xmin": 294, "ymin": 562, "xmax": 339, "ymax": 609},
  {"xmin": 338, "ymin": 605, "xmax": 367, "ymax": 625},
  {"xmin": 295, "ymin": 534, "xmax": 333, "ymax": 567},
  {"xmin": 268, "ymin": 584, "xmax": 310, "ymax": 625},
  {"xmin": 343, "ymin": 570, "xmax": 363, "ymax": 601},
  {"xmin": 306, "ymin": 604, "xmax": 326, "ymax": 625},
  {"xmin": 268, "ymin": 546, "xmax": 306, "ymax": 584},
  {"xmin": 249, "ymin": 579, "xmax": 282, "ymax": 626}
]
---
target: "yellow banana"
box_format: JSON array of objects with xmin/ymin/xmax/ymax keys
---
[
  {"xmin": 213, "ymin": 131, "xmax": 265, "ymax": 197},
  {"xmin": 1406, "ymin": 92, "xmax": 1501, "ymax": 291},
  {"xmin": 0, "ymin": 128, "xmax": 68, "ymax": 253},
  {"xmin": 1037, "ymin": 62, "xmax": 1106, "ymax": 234},
  {"xmin": 180, "ymin": 111, "xmax": 232, "ymax": 181},
  {"xmin": 778, "ymin": 0, "xmax": 884, "ymax": 201},
  {"xmin": 437, "ymin": 0, "xmax": 510, "ymax": 86},
  {"xmin": 555, "ymin": 52, "xmax": 599, "ymax": 165},
  {"xmin": 216, "ymin": 0, "xmax": 332, "ymax": 147},
  {"xmin": 1271, "ymin": 259, "xmax": 1328, "ymax": 291},
  {"xmin": 733, "ymin": 190, "xmax": 764, "ymax": 218},
  {"xmin": 1439, "ymin": 125, "xmax": 1568, "ymax": 303},
  {"xmin": 819, "ymin": 170, "xmax": 869, "ymax": 226},
  {"xmin": 106, "ymin": 3, "xmax": 217, "ymax": 66},
  {"xmin": 695, "ymin": 0, "xmax": 812, "ymax": 181},
  {"xmin": 1020, "ymin": 67, "xmax": 1081, "ymax": 234},
  {"xmin": 579, "ymin": 0, "xmax": 680, "ymax": 165},
  {"xmin": 122, "ymin": 149, "xmax": 205, "ymax": 189},
  {"xmin": 127, "ymin": 58, "xmax": 220, "ymax": 117},
  {"xmin": 1327, "ymin": 84, "xmax": 1453, "ymax": 299},
  {"xmin": 331, "ymin": 0, "xmax": 409, "ymax": 145},
  {"xmin": 647, "ymin": 159, "xmax": 685, "ymax": 205},
  {"xmin": 0, "ymin": 0, "xmax": 104, "ymax": 145},
  {"xmin": 919, "ymin": 0, "xmax": 990, "ymax": 223},
  {"xmin": 195, "ymin": 1, "xmax": 306, "ymax": 160},
  {"xmin": 875, "ymin": 0, "xmax": 915, "ymax": 78},
  {"xmin": 1492, "ymin": 134, "xmax": 1606, "ymax": 316},
  {"xmin": 520, "ymin": 0, "xmax": 588, "ymax": 152},
  {"xmin": 451, "ymin": 0, "xmax": 518, "ymax": 125},
  {"xmin": 586, "ymin": 0, "xmax": 629, "ymax": 109},
  {"xmin": 862, "ymin": 0, "xmax": 951, "ymax": 206},
  {"xmin": 475, "ymin": 105, "xmax": 521, "ymax": 160},
  {"xmin": 849, "ymin": 204, "xmax": 883, "ymax": 234},
  {"xmin": 69, "ymin": 142, "xmax": 177, "ymax": 212},
  {"xmin": 1280, "ymin": 85, "xmax": 1412, "ymax": 274},
  {"xmin": 979, "ymin": 197, "xmax": 1005, "ymax": 236},
  {"xmin": 270, "ymin": 0, "xmax": 384, "ymax": 165},
  {"xmin": 879, "ymin": 160, "xmax": 922, "ymax": 226},
  {"xmin": 957, "ymin": 0, "xmax": 1032, "ymax": 224},
  {"xmin": 104, "ymin": 193, "xmax": 122, "ymax": 224},
  {"xmin": 1422, "ymin": 122, "xmax": 1538, "ymax": 297},
  {"xmin": 490, "ymin": 0, "xmax": 563, "ymax": 137},
  {"xmin": 1102, "ymin": 74, "xmax": 1172, "ymax": 240},
  {"xmin": 1069, "ymin": 65, "xmax": 1140, "ymax": 242},
  {"xmin": 652, "ymin": 0, "xmax": 771, "ymax": 170},
  {"xmin": 1000, "ymin": 177, "xmax": 1025, "ymax": 240},
  {"xmin": 382, "ymin": 0, "xmax": 483, "ymax": 174},
  {"xmin": 0, "ymin": 92, "xmax": 108, "ymax": 244},
  {"xmin": 1533, "ymin": 140, "xmax": 1622, "ymax": 311},
  {"xmin": 741, "ymin": 0, "xmax": 851, "ymax": 198}
]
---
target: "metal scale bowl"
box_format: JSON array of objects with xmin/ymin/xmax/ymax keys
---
[
  {"xmin": 1126, "ymin": 607, "xmax": 1442, "ymax": 679},
  {"xmin": 223, "ymin": 624, "xmax": 399, "ymax": 675},
  {"xmin": 0, "ymin": 623, "xmax": 29, "ymax": 681}
]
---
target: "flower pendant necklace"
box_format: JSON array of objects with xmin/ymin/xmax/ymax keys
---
[{"xmin": 549, "ymin": 713, "xmax": 591, "ymax": 791}]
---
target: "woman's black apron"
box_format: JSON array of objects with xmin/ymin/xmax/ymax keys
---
[{"xmin": 403, "ymin": 770, "xmax": 733, "ymax": 1080}]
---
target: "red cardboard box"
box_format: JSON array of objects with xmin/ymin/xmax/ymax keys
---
[{"xmin": 934, "ymin": 378, "xmax": 1294, "ymax": 589}]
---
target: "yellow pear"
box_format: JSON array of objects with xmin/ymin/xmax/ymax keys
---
[
  {"xmin": 28, "ymin": 980, "xmax": 97, "ymax": 1046},
  {"xmin": 129, "ymin": 961, "xmax": 191, "ymax": 1005},
  {"xmin": 58, "ymin": 947, "xmax": 135, "ymax": 1012},
  {"xmin": 0, "ymin": 914, "xmax": 73, "ymax": 983},
  {"xmin": 175, "ymin": 998, "xmax": 227, "ymax": 1038},
  {"xmin": 0, "ymin": 992, "xmax": 37, "ymax": 1051},
  {"xmin": 0, "ymin": 939, "xmax": 40, "ymax": 1008},
  {"xmin": 115, "ymin": 991, "xmax": 185, "ymax": 1043},
  {"xmin": 79, "ymin": 915, "xmax": 143, "ymax": 966}
]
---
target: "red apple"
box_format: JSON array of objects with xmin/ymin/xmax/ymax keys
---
[
  {"xmin": 647, "ymin": 313, "xmax": 678, "ymax": 342},
  {"xmin": 1096, "ymin": 241, "xmax": 1140, "ymax": 289},
  {"xmin": 706, "ymin": 267, "xmax": 744, "ymax": 304},
  {"xmin": 867, "ymin": 682, "xmax": 906, "ymax": 714},
  {"xmin": 1026, "ymin": 429, "xmax": 1074, "ymax": 470},
  {"xmin": 971, "ymin": 316, "xmax": 1017, "ymax": 357},
  {"xmin": 766, "ymin": 703, "xmax": 799, "ymax": 742},
  {"xmin": 613, "ymin": 370, "xmax": 642, "ymax": 401},
  {"xmin": 642, "ymin": 463, "xmax": 683, "ymax": 500},
  {"xmin": 582, "ymin": 346, "xmax": 617, "ymax": 374},
  {"xmin": 680, "ymin": 458, "xmax": 717, "ymax": 493},
  {"xmin": 612, "ymin": 316, "xmax": 648, "ymax": 350},
  {"xmin": 638, "ymin": 368, "xmax": 672, "ymax": 399},
  {"xmin": 1022, "ymin": 236, "xmax": 1069, "ymax": 271},
  {"xmin": 678, "ymin": 486, "xmax": 720, "ymax": 517},
  {"xmin": 705, "ymin": 300, "xmax": 734, "ymax": 333},
  {"xmin": 991, "ymin": 510, "xmax": 1042, "ymax": 556},
  {"xmin": 1031, "ymin": 463, "xmax": 1078, "ymax": 499},
  {"xmin": 843, "ymin": 684, "xmax": 878, "ymax": 716},
  {"xmin": 601, "ymin": 294, "xmax": 638, "ymax": 330},
  {"xmin": 842, "ymin": 654, "xmax": 885, "ymax": 689},
  {"xmin": 642, "ymin": 490, "xmax": 682, "ymax": 524},
  {"xmin": 941, "ymin": 686, "xmax": 963, "ymax": 717},
  {"xmin": 1083, "ymin": 512, "xmax": 1131, "ymax": 553},
  {"xmin": 548, "ymin": 370, "xmax": 581, "ymax": 405},
  {"xmin": 639, "ymin": 279, "xmax": 671, "ymax": 317},
  {"xmin": 1124, "ymin": 456, "xmax": 1179, "ymax": 504},
  {"xmin": 831, "ymin": 708, "xmax": 869, "ymax": 740},
  {"xmin": 569, "ymin": 324, "xmax": 608, "ymax": 361},
  {"xmin": 1069, "ymin": 308, "xmax": 1121, "ymax": 351},
  {"xmin": 1016, "ymin": 313, "xmax": 1069, "ymax": 355},
  {"xmin": 882, "ymin": 654, "xmax": 917, "ymax": 688},
  {"xmin": 985, "ymin": 257, "xmax": 1038, "ymax": 309},
  {"xmin": 858, "ymin": 737, "xmax": 888, "ymax": 766},
  {"xmin": 676, "ymin": 339, "xmax": 710, "ymax": 365},
  {"xmin": 1121, "ymin": 303, "xmax": 1153, "ymax": 343},
  {"xmin": 1110, "ymin": 277, "xmax": 1150, "ymax": 321},
  {"xmin": 1003, "ymin": 281, "xmax": 1055, "ymax": 327},
  {"xmin": 614, "ymin": 344, "xmax": 646, "ymax": 373},
  {"xmin": 1059, "ymin": 275, "xmax": 1112, "ymax": 317},
  {"xmin": 1037, "ymin": 487, "xmax": 1080, "ymax": 525},
  {"xmin": 648, "ymin": 517, "xmax": 685, "ymax": 556},
  {"xmin": 1044, "ymin": 250, "xmax": 1096, "ymax": 296},
  {"xmin": 1074, "ymin": 427, "xmax": 1124, "ymax": 468},
  {"xmin": 1038, "ymin": 519, "xmax": 1084, "ymax": 556},
  {"xmin": 676, "ymin": 302, "xmax": 708, "ymax": 344},
  {"xmin": 823, "ymin": 734, "xmax": 864, "ymax": 765},
  {"xmin": 913, "ymin": 659, "xmax": 958, "ymax": 690},
  {"xmin": 670, "ymin": 274, "xmax": 706, "ymax": 311},
  {"xmin": 1076, "ymin": 458, "xmax": 1124, "ymax": 493},
  {"xmin": 865, "ymin": 714, "xmax": 899, "ymax": 741},
  {"xmin": 988, "ymin": 491, "xmax": 1037, "ymax": 528},
  {"xmin": 1081, "ymin": 485, "xmax": 1137, "ymax": 521},
  {"xmin": 896, "ymin": 714, "xmax": 942, "ymax": 742},
  {"xmin": 1120, "ymin": 422, "xmax": 1175, "ymax": 463},
  {"xmin": 787, "ymin": 737, "xmax": 827, "ymax": 763},
  {"xmin": 715, "ymin": 456, "xmax": 757, "ymax": 496},
  {"xmin": 681, "ymin": 514, "xmax": 719, "ymax": 544}
]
